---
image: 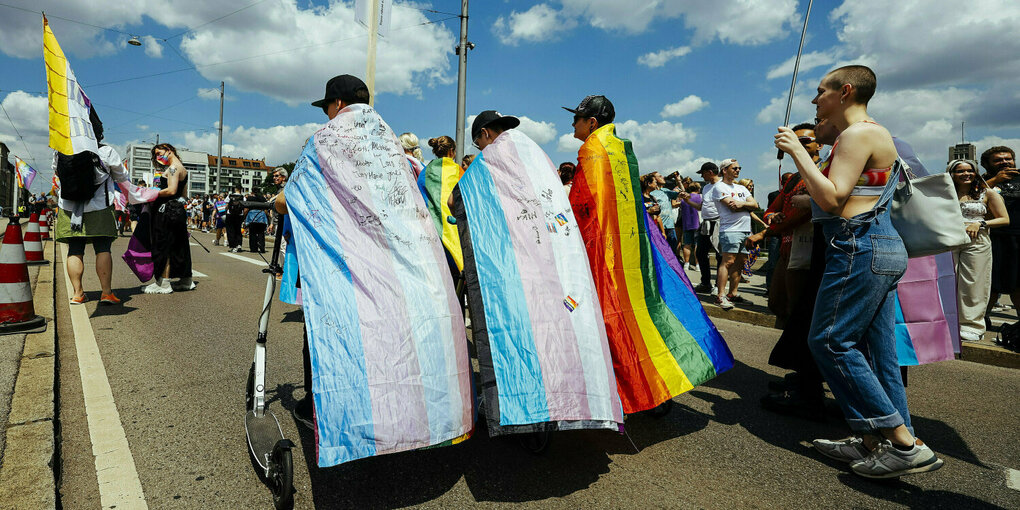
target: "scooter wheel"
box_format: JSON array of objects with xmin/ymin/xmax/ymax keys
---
[
  {"xmin": 517, "ymin": 430, "xmax": 551, "ymax": 455},
  {"xmin": 645, "ymin": 399, "xmax": 674, "ymax": 418},
  {"xmin": 245, "ymin": 363, "xmax": 255, "ymax": 411},
  {"xmin": 269, "ymin": 439, "xmax": 294, "ymax": 510}
]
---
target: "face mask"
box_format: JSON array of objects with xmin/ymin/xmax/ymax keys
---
[{"xmin": 156, "ymin": 153, "xmax": 170, "ymax": 165}]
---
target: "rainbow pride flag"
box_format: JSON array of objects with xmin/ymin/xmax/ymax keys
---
[
  {"xmin": 455, "ymin": 129, "xmax": 623, "ymax": 435},
  {"xmin": 569, "ymin": 124, "xmax": 733, "ymax": 413},
  {"xmin": 44, "ymin": 15, "xmax": 99, "ymax": 156},
  {"xmin": 418, "ymin": 157, "xmax": 464, "ymax": 271},
  {"xmin": 14, "ymin": 157, "xmax": 36, "ymax": 190},
  {"xmin": 286, "ymin": 103, "xmax": 473, "ymax": 467}
]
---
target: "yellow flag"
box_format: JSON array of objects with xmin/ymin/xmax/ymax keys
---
[{"xmin": 44, "ymin": 15, "xmax": 99, "ymax": 155}]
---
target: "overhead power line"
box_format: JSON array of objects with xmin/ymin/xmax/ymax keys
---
[{"xmin": 0, "ymin": 94, "xmax": 37, "ymax": 164}]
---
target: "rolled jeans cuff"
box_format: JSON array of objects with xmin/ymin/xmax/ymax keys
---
[{"xmin": 846, "ymin": 410, "xmax": 912, "ymax": 437}]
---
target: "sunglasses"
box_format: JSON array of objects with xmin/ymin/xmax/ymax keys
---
[
  {"xmin": 798, "ymin": 136, "xmax": 815, "ymax": 144},
  {"xmin": 730, "ymin": 166, "xmax": 742, "ymax": 170}
]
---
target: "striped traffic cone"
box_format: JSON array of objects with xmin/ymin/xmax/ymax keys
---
[
  {"xmin": 37, "ymin": 212, "xmax": 50, "ymax": 240},
  {"xmin": 0, "ymin": 219, "xmax": 46, "ymax": 335},
  {"xmin": 23, "ymin": 218, "xmax": 47, "ymax": 265}
]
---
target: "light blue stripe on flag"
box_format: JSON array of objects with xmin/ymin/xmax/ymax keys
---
[
  {"xmin": 459, "ymin": 153, "xmax": 550, "ymax": 425},
  {"xmin": 892, "ymin": 290, "xmax": 919, "ymax": 366},
  {"xmin": 289, "ymin": 139, "xmax": 377, "ymax": 465}
]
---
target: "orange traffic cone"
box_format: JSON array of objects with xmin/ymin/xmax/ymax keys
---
[
  {"xmin": 37, "ymin": 211, "xmax": 50, "ymax": 240},
  {"xmin": 23, "ymin": 217, "xmax": 47, "ymax": 266},
  {"xmin": 0, "ymin": 219, "xmax": 46, "ymax": 334}
]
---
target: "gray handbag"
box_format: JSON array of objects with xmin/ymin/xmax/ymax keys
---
[{"xmin": 890, "ymin": 161, "xmax": 971, "ymax": 258}]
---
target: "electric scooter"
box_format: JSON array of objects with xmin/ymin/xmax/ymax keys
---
[{"xmin": 241, "ymin": 202, "xmax": 295, "ymax": 510}]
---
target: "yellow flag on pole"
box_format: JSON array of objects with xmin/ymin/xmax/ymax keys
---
[{"xmin": 44, "ymin": 15, "xmax": 99, "ymax": 156}]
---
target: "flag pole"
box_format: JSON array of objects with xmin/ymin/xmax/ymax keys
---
[
  {"xmin": 777, "ymin": 0, "xmax": 814, "ymax": 184},
  {"xmin": 366, "ymin": 0, "xmax": 379, "ymax": 107}
]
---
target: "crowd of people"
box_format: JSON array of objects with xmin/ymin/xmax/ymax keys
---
[{"xmin": 49, "ymin": 64, "xmax": 1017, "ymax": 483}]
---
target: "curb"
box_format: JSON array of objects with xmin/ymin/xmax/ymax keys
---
[
  {"xmin": 0, "ymin": 239, "xmax": 57, "ymax": 509},
  {"xmin": 697, "ymin": 290, "xmax": 1020, "ymax": 370},
  {"xmin": 959, "ymin": 342, "xmax": 1020, "ymax": 370}
]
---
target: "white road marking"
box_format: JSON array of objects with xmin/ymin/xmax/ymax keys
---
[
  {"xmin": 220, "ymin": 252, "xmax": 266, "ymax": 266},
  {"xmin": 1007, "ymin": 468, "xmax": 1020, "ymax": 491},
  {"xmin": 191, "ymin": 270, "xmax": 208, "ymax": 278},
  {"xmin": 60, "ymin": 244, "xmax": 148, "ymax": 509}
]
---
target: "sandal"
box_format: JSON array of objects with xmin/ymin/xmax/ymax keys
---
[
  {"xmin": 99, "ymin": 293, "xmax": 122, "ymax": 305},
  {"xmin": 70, "ymin": 294, "xmax": 87, "ymax": 305}
]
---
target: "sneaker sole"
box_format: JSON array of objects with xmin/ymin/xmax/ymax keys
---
[
  {"xmin": 814, "ymin": 445, "xmax": 866, "ymax": 464},
  {"xmin": 853, "ymin": 457, "xmax": 944, "ymax": 479}
]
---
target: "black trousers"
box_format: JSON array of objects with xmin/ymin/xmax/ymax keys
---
[
  {"xmin": 248, "ymin": 223, "xmax": 266, "ymax": 253},
  {"xmin": 226, "ymin": 215, "xmax": 243, "ymax": 248},
  {"xmin": 696, "ymin": 223, "xmax": 721, "ymax": 287}
]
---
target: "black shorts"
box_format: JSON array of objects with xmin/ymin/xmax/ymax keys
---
[
  {"xmin": 990, "ymin": 233, "xmax": 1019, "ymax": 294},
  {"xmin": 66, "ymin": 237, "xmax": 114, "ymax": 256}
]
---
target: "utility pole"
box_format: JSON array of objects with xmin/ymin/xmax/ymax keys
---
[
  {"xmin": 961, "ymin": 121, "xmax": 965, "ymax": 143},
  {"xmin": 366, "ymin": 0, "xmax": 380, "ymax": 107},
  {"xmin": 454, "ymin": 0, "xmax": 470, "ymax": 163},
  {"xmin": 216, "ymin": 81, "xmax": 224, "ymax": 193}
]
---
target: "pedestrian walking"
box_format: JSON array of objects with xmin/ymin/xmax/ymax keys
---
[
  {"xmin": 144, "ymin": 143, "xmax": 194, "ymax": 294},
  {"xmin": 775, "ymin": 64, "xmax": 943, "ymax": 479},
  {"xmin": 245, "ymin": 196, "xmax": 268, "ymax": 253}
]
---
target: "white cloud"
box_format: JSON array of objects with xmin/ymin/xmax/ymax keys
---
[
  {"xmin": 515, "ymin": 116, "xmax": 558, "ymax": 145},
  {"xmin": 179, "ymin": 122, "xmax": 321, "ymax": 166},
  {"xmin": 0, "ymin": 91, "xmax": 52, "ymax": 191},
  {"xmin": 557, "ymin": 133, "xmax": 582, "ymax": 153},
  {"xmin": 614, "ymin": 119, "xmax": 697, "ymax": 172},
  {"xmin": 197, "ymin": 87, "xmax": 221, "ymax": 100},
  {"xmin": 660, "ymin": 95, "xmax": 708, "ymax": 118},
  {"xmin": 559, "ymin": 0, "xmax": 798, "ymax": 44},
  {"xmin": 141, "ymin": 35, "xmax": 162, "ymax": 58},
  {"xmin": 179, "ymin": 1, "xmax": 455, "ymax": 105},
  {"xmin": 493, "ymin": 4, "xmax": 576, "ymax": 45},
  {"xmin": 766, "ymin": 51, "xmax": 837, "ymax": 80},
  {"xmin": 637, "ymin": 46, "xmax": 691, "ymax": 68},
  {"xmin": 829, "ymin": 0, "xmax": 1020, "ymax": 90}
]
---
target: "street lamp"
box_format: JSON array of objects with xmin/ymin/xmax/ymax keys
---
[{"xmin": 128, "ymin": 36, "xmax": 142, "ymax": 46}]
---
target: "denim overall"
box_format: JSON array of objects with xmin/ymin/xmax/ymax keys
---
[{"xmin": 809, "ymin": 161, "xmax": 913, "ymax": 435}]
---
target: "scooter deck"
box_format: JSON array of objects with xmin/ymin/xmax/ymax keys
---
[{"xmin": 245, "ymin": 410, "xmax": 285, "ymax": 471}]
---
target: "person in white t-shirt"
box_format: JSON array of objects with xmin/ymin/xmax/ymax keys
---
[{"xmin": 707, "ymin": 159, "xmax": 758, "ymax": 310}]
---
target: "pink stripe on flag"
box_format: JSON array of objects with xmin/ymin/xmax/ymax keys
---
[
  {"xmin": 482, "ymin": 136, "xmax": 591, "ymax": 421},
  {"xmin": 315, "ymin": 137, "xmax": 431, "ymax": 453}
]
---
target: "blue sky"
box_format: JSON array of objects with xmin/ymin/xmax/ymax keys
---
[{"xmin": 2, "ymin": 0, "xmax": 1019, "ymax": 198}]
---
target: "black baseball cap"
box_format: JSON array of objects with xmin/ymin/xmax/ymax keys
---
[
  {"xmin": 562, "ymin": 95, "xmax": 615, "ymax": 124},
  {"xmin": 311, "ymin": 74, "xmax": 370, "ymax": 108},
  {"xmin": 471, "ymin": 110, "xmax": 520, "ymax": 140},
  {"xmin": 697, "ymin": 162, "xmax": 719, "ymax": 174}
]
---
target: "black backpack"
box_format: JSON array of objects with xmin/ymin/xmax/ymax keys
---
[
  {"xmin": 227, "ymin": 195, "xmax": 244, "ymax": 216},
  {"xmin": 56, "ymin": 151, "xmax": 104, "ymax": 202}
]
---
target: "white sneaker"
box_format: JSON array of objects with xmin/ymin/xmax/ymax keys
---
[
  {"xmin": 143, "ymin": 281, "xmax": 173, "ymax": 294},
  {"xmin": 813, "ymin": 437, "xmax": 870, "ymax": 463},
  {"xmin": 172, "ymin": 278, "xmax": 196, "ymax": 291},
  {"xmin": 959, "ymin": 331, "xmax": 982, "ymax": 342},
  {"xmin": 850, "ymin": 439, "xmax": 944, "ymax": 479},
  {"xmin": 715, "ymin": 295, "xmax": 734, "ymax": 310}
]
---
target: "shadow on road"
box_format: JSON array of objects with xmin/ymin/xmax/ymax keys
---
[{"xmin": 834, "ymin": 475, "xmax": 1008, "ymax": 509}]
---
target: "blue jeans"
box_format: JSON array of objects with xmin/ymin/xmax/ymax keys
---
[
  {"xmin": 809, "ymin": 178, "xmax": 912, "ymax": 435},
  {"xmin": 664, "ymin": 227, "xmax": 679, "ymax": 255}
]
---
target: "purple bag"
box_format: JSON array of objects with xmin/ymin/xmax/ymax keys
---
[{"xmin": 122, "ymin": 234, "xmax": 154, "ymax": 283}]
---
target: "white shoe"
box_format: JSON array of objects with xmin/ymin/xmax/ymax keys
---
[
  {"xmin": 172, "ymin": 278, "xmax": 196, "ymax": 291},
  {"xmin": 850, "ymin": 439, "xmax": 944, "ymax": 479},
  {"xmin": 813, "ymin": 437, "xmax": 870, "ymax": 463},
  {"xmin": 143, "ymin": 281, "xmax": 173, "ymax": 294},
  {"xmin": 959, "ymin": 331, "xmax": 982, "ymax": 342}
]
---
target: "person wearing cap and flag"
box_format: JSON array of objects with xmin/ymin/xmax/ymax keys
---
[
  {"xmin": 564, "ymin": 94, "xmax": 733, "ymax": 413},
  {"xmin": 274, "ymin": 74, "xmax": 473, "ymax": 468},
  {"xmin": 449, "ymin": 110, "xmax": 623, "ymax": 437}
]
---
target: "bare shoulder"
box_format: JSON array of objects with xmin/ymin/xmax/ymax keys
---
[{"xmin": 842, "ymin": 122, "xmax": 896, "ymax": 166}]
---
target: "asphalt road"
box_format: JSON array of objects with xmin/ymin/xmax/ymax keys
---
[{"xmin": 55, "ymin": 230, "xmax": 1019, "ymax": 509}]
